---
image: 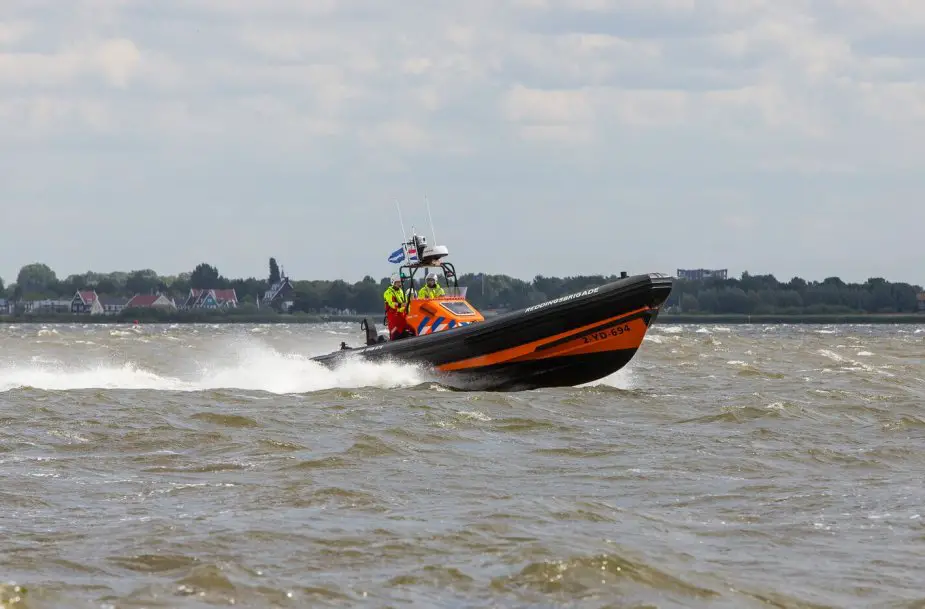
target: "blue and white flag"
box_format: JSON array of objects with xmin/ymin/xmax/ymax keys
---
[{"xmin": 388, "ymin": 247, "xmax": 405, "ymax": 263}]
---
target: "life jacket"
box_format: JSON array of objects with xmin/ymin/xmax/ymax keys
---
[
  {"xmin": 383, "ymin": 285, "xmax": 406, "ymax": 311},
  {"xmin": 418, "ymin": 284, "xmax": 445, "ymax": 299}
]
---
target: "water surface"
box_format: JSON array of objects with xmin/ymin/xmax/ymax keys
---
[{"xmin": 2, "ymin": 322, "xmax": 924, "ymax": 608}]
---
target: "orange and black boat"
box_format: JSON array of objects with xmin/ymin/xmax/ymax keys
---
[{"xmin": 312, "ymin": 233, "xmax": 673, "ymax": 391}]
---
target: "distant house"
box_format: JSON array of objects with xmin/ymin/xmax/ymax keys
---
[
  {"xmin": 24, "ymin": 299, "xmax": 71, "ymax": 313},
  {"xmin": 183, "ymin": 288, "xmax": 238, "ymax": 309},
  {"xmin": 0, "ymin": 299, "xmax": 10, "ymax": 315},
  {"xmin": 262, "ymin": 275, "xmax": 295, "ymax": 312},
  {"xmin": 677, "ymin": 268, "xmax": 728, "ymax": 281},
  {"xmin": 126, "ymin": 294, "xmax": 176, "ymax": 309},
  {"xmin": 71, "ymin": 290, "xmax": 104, "ymax": 315},
  {"xmin": 99, "ymin": 296, "xmax": 129, "ymax": 315},
  {"xmin": 918, "ymin": 292, "xmax": 925, "ymax": 312}
]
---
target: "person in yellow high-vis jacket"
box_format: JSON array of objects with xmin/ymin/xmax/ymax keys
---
[
  {"xmin": 383, "ymin": 274, "xmax": 413, "ymax": 340},
  {"xmin": 417, "ymin": 273, "xmax": 446, "ymax": 299}
]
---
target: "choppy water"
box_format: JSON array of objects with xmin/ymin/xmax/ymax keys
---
[{"xmin": 1, "ymin": 321, "xmax": 924, "ymax": 608}]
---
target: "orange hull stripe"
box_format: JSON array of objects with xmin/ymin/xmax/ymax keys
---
[
  {"xmin": 437, "ymin": 306, "xmax": 653, "ymax": 372},
  {"xmin": 506, "ymin": 316, "xmax": 649, "ymax": 363}
]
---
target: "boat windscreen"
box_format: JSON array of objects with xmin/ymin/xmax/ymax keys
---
[
  {"xmin": 443, "ymin": 286, "xmax": 468, "ymax": 298},
  {"xmin": 440, "ymin": 301, "xmax": 477, "ymax": 316}
]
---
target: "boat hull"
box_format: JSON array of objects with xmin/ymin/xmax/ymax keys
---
[
  {"xmin": 312, "ymin": 273, "xmax": 672, "ymax": 391},
  {"xmin": 431, "ymin": 347, "xmax": 641, "ymax": 392}
]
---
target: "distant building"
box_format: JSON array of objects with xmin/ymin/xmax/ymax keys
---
[
  {"xmin": 99, "ymin": 296, "xmax": 129, "ymax": 315},
  {"xmin": 71, "ymin": 290, "xmax": 104, "ymax": 315},
  {"xmin": 126, "ymin": 294, "xmax": 176, "ymax": 309},
  {"xmin": 677, "ymin": 268, "xmax": 728, "ymax": 281},
  {"xmin": 917, "ymin": 292, "xmax": 925, "ymax": 312},
  {"xmin": 24, "ymin": 299, "xmax": 71, "ymax": 313},
  {"xmin": 263, "ymin": 274, "xmax": 295, "ymax": 312},
  {"xmin": 183, "ymin": 288, "xmax": 238, "ymax": 309}
]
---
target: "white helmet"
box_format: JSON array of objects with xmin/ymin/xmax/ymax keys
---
[
  {"xmin": 391, "ymin": 274, "xmax": 401, "ymax": 285},
  {"xmin": 426, "ymin": 273, "xmax": 437, "ymax": 285}
]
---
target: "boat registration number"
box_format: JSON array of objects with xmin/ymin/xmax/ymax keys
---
[{"xmin": 582, "ymin": 324, "xmax": 631, "ymax": 343}]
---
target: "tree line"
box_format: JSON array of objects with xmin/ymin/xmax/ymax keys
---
[
  {"xmin": 669, "ymin": 273, "xmax": 923, "ymax": 315},
  {"xmin": 2, "ymin": 262, "xmax": 922, "ymax": 315}
]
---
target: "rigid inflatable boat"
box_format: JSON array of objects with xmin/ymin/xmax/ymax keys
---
[{"xmin": 312, "ymin": 233, "xmax": 673, "ymax": 391}]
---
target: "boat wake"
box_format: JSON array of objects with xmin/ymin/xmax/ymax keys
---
[
  {"xmin": 0, "ymin": 343, "xmax": 429, "ymax": 394},
  {"xmin": 0, "ymin": 349, "xmax": 638, "ymax": 395}
]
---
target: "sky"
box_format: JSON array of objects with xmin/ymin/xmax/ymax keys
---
[{"xmin": 1, "ymin": 0, "xmax": 924, "ymax": 287}]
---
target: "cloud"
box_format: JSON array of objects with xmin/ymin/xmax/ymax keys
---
[
  {"xmin": 0, "ymin": 0, "xmax": 924, "ymax": 286},
  {"xmin": 0, "ymin": 20, "xmax": 32, "ymax": 46},
  {"xmin": 0, "ymin": 39, "xmax": 136, "ymax": 89}
]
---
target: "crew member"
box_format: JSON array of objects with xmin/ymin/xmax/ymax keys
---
[
  {"xmin": 417, "ymin": 273, "xmax": 446, "ymax": 299},
  {"xmin": 384, "ymin": 274, "xmax": 412, "ymax": 340}
]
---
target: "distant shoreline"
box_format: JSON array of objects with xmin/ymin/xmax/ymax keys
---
[
  {"xmin": 0, "ymin": 312, "xmax": 371, "ymax": 325},
  {"xmin": 656, "ymin": 313, "xmax": 924, "ymax": 324},
  {"xmin": 1, "ymin": 312, "xmax": 922, "ymax": 325}
]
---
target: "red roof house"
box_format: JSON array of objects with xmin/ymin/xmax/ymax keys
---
[
  {"xmin": 71, "ymin": 290, "xmax": 104, "ymax": 315},
  {"xmin": 126, "ymin": 294, "xmax": 176, "ymax": 309}
]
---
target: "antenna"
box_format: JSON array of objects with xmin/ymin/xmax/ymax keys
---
[
  {"xmin": 425, "ymin": 194, "xmax": 437, "ymax": 244},
  {"xmin": 395, "ymin": 200, "xmax": 407, "ymax": 241}
]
